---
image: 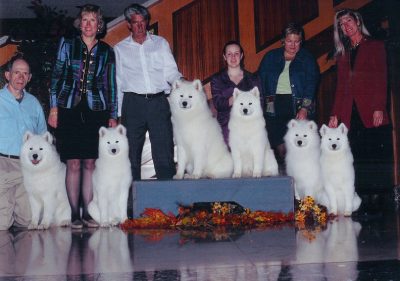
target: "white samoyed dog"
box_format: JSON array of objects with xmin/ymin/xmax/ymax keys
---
[
  {"xmin": 20, "ymin": 131, "xmax": 71, "ymax": 229},
  {"xmin": 284, "ymin": 119, "xmax": 324, "ymax": 200},
  {"xmin": 88, "ymin": 125, "xmax": 132, "ymax": 226},
  {"xmin": 169, "ymin": 79, "xmax": 233, "ymax": 179},
  {"xmin": 228, "ymin": 87, "xmax": 278, "ymax": 178},
  {"xmin": 320, "ymin": 124, "xmax": 361, "ymax": 216}
]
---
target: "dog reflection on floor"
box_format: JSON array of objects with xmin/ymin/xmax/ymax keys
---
[
  {"xmin": 291, "ymin": 218, "xmax": 361, "ymax": 281},
  {"xmin": 88, "ymin": 228, "xmax": 133, "ymax": 273}
]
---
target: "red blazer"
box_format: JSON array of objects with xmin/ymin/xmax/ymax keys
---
[{"xmin": 331, "ymin": 38, "xmax": 389, "ymax": 128}]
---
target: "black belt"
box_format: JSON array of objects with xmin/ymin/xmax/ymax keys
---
[
  {"xmin": 0, "ymin": 153, "xmax": 19, "ymax": 159},
  {"xmin": 125, "ymin": 91, "xmax": 164, "ymax": 99}
]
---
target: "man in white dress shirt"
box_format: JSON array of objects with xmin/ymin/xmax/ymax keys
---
[{"xmin": 114, "ymin": 3, "xmax": 182, "ymax": 182}]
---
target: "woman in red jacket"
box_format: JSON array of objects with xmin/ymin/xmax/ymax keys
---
[{"xmin": 329, "ymin": 9, "xmax": 392, "ymax": 188}]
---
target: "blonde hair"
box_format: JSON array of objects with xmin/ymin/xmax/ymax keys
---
[
  {"xmin": 73, "ymin": 4, "xmax": 105, "ymax": 35},
  {"xmin": 333, "ymin": 8, "xmax": 370, "ymax": 56}
]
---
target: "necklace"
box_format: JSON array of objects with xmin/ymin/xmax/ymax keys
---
[{"xmin": 351, "ymin": 37, "xmax": 363, "ymax": 49}]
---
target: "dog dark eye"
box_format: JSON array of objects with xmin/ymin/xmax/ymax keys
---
[
  {"xmin": 249, "ymin": 103, "xmax": 252, "ymax": 105},
  {"xmin": 240, "ymin": 103, "xmax": 243, "ymax": 105},
  {"xmin": 107, "ymin": 141, "xmax": 110, "ymax": 144},
  {"xmin": 40, "ymin": 148, "xmax": 43, "ymax": 150},
  {"xmin": 337, "ymin": 138, "xmax": 340, "ymax": 140},
  {"xmin": 303, "ymin": 135, "xmax": 307, "ymax": 137},
  {"xmin": 180, "ymin": 95, "xmax": 183, "ymax": 97},
  {"xmin": 30, "ymin": 148, "xmax": 33, "ymax": 150},
  {"xmin": 116, "ymin": 141, "xmax": 119, "ymax": 143},
  {"xmin": 189, "ymin": 96, "xmax": 192, "ymax": 98},
  {"xmin": 295, "ymin": 134, "xmax": 298, "ymax": 136}
]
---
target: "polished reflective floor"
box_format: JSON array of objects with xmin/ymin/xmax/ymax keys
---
[{"xmin": 0, "ymin": 191, "xmax": 399, "ymax": 281}]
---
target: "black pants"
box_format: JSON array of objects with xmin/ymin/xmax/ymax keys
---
[
  {"xmin": 121, "ymin": 93, "xmax": 175, "ymax": 180},
  {"xmin": 265, "ymin": 95, "xmax": 294, "ymax": 148},
  {"xmin": 349, "ymin": 104, "xmax": 393, "ymax": 189}
]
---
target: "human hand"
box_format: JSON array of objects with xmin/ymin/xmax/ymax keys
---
[
  {"xmin": 108, "ymin": 119, "xmax": 117, "ymax": 128},
  {"xmin": 328, "ymin": 116, "xmax": 338, "ymax": 128},
  {"xmin": 47, "ymin": 108, "xmax": 58, "ymax": 128},
  {"xmin": 373, "ymin": 111, "xmax": 383, "ymax": 127},
  {"xmin": 296, "ymin": 108, "xmax": 307, "ymax": 120},
  {"xmin": 228, "ymin": 96, "xmax": 234, "ymax": 107}
]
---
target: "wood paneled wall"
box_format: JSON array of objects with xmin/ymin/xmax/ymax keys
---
[
  {"xmin": 254, "ymin": 0, "xmax": 319, "ymax": 52},
  {"xmin": 172, "ymin": 0, "xmax": 239, "ymax": 82}
]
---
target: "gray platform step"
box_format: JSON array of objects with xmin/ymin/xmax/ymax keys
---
[{"xmin": 132, "ymin": 176, "xmax": 294, "ymax": 218}]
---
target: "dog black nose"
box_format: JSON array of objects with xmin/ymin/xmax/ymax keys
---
[
  {"xmin": 297, "ymin": 140, "xmax": 302, "ymax": 146},
  {"xmin": 112, "ymin": 149, "xmax": 117, "ymax": 154},
  {"xmin": 32, "ymin": 154, "xmax": 38, "ymax": 159},
  {"xmin": 243, "ymin": 108, "xmax": 248, "ymax": 114},
  {"xmin": 332, "ymin": 144, "xmax": 337, "ymax": 149},
  {"xmin": 182, "ymin": 101, "xmax": 187, "ymax": 107}
]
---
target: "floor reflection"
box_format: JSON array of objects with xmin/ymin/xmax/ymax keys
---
[{"xmin": 0, "ymin": 197, "xmax": 398, "ymax": 281}]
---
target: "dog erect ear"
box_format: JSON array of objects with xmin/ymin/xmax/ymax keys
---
[
  {"xmin": 23, "ymin": 131, "xmax": 33, "ymax": 143},
  {"xmin": 233, "ymin": 88, "xmax": 240, "ymax": 100},
  {"xmin": 287, "ymin": 119, "xmax": 297, "ymax": 128},
  {"xmin": 99, "ymin": 127, "xmax": 107, "ymax": 138},
  {"xmin": 319, "ymin": 124, "xmax": 328, "ymax": 136},
  {"xmin": 338, "ymin": 123, "xmax": 348, "ymax": 135},
  {"xmin": 172, "ymin": 79, "xmax": 181, "ymax": 90},
  {"xmin": 308, "ymin": 120, "xmax": 317, "ymax": 131},
  {"xmin": 251, "ymin": 86, "xmax": 260, "ymax": 98},
  {"xmin": 43, "ymin": 131, "xmax": 54, "ymax": 144},
  {"xmin": 116, "ymin": 124, "xmax": 127, "ymax": 136},
  {"xmin": 193, "ymin": 79, "xmax": 202, "ymax": 91}
]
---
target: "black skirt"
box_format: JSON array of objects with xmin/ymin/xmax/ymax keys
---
[{"xmin": 56, "ymin": 101, "xmax": 109, "ymax": 161}]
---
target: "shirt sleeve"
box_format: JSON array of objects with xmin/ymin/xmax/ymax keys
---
[
  {"xmin": 34, "ymin": 98, "xmax": 47, "ymax": 134},
  {"xmin": 211, "ymin": 74, "xmax": 230, "ymax": 111},
  {"xmin": 49, "ymin": 37, "xmax": 68, "ymax": 108},
  {"xmin": 104, "ymin": 47, "xmax": 118, "ymax": 119},
  {"xmin": 161, "ymin": 39, "xmax": 182, "ymax": 87},
  {"xmin": 114, "ymin": 45, "xmax": 124, "ymax": 117},
  {"xmin": 302, "ymin": 50, "xmax": 320, "ymax": 107}
]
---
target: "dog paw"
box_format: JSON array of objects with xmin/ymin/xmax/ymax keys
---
[
  {"xmin": 252, "ymin": 172, "xmax": 262, "ymax": 178},
  {"xmin": 37, "ymin": 224, "xmax": 49, "ymax": 230},
  {"xmin": 28, "ymin": 224, "xmax": 38, "ymax": 230},
  {"xmin": 100, "ymin": 223, "xmax": 110, "ymax": 228},
  {"xmin": 344, "ymin": 211, "xmax": 352, "ymax": 217},
  {"xmin": 192, "ymin": 174, "xmax": 201, "ymax": 179},
  {"xmin": 173, "ymin": 174, "xmax": 183, "ymax": 180},
  {"xmin": 184, "ymin": 174, "xmax": 194, "ymax": 179},
  {"xmin": 110, "ymin": 219, "xmax": 120, "ymax": 226},
  {"xmin": 232, "ymin": 173, "xmax": 241, "ymax": 178},
  {"xmin": 59, "ymin": 220, "xmax": 70, "ymax": 227}
]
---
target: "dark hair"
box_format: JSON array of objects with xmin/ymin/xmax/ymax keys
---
[
  {"xmin": 6, "ymin": 54, "xmax": 30, "ymax": 73},
  {"xmin": 222, "ymin": 40, "xmax": 245, "ymax": 68},
  {"xmin": 73, "ymin": 4, "xmax": 105, "ymax": 35},
  {"xmin": 281, "ymin": 22, "xmax": 305, "ymax": 43},
  {"xmin": 124, "ymin": 3, "xmax": 150, "ymax": 27}
]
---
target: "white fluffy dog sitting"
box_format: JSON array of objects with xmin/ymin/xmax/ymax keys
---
[
  {"xmin": 169, "ymin": 79, "xmax": 233, "ymax": 179},
  {"xmin": 228, "ymin": 87, "xmax": 278, "ymax": 178},
  {"xmin": 320, "ymin": 124, "xmax": 361, "ymax": 216},
  {"xmin": 284, "ymin": 119, "xmax": 323, "ymax": 200},
  {"xmin": 88, "ymin": 125, "xmax": 132, "ymax": 227},
  {"xmin": 20, "ymin": 131, "xmax": 71, "ymax": 229}
]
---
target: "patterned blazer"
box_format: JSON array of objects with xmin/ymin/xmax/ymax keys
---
[{"xmin": 50, "ymin": 36, "xmax": 117, "ymax": 119}]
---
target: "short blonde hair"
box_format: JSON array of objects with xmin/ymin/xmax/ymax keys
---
[{"xmin": 73, "ymin": 4, "xmax": 105, "ymax": 35}]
